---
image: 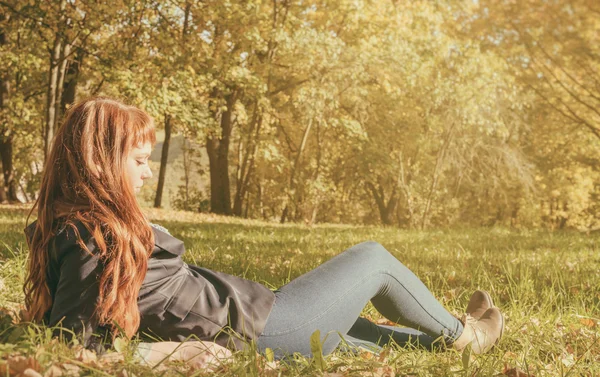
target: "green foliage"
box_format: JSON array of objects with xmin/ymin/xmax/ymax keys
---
[
  {"xmin": 172, "ymin": 185, "xmax": 210, "ymax": 213},
  {"xmin": 1, "ymin": 0, "xmax": 599, "ymax": 229}
]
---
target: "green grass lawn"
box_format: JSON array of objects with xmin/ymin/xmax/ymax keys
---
[{"xmin": 1, "ymin": 204, "xmax": 599, "ymax": 376}]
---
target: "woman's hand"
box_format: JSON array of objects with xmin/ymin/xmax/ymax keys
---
[
  {"xmin": 173, "ymin": 341, "xmax": 232, "ymax": 369},
  {"xmin": 135, "ymin": 341, "xmax": 231, "ymax": 370}
]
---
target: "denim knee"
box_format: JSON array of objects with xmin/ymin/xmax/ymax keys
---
[{"xmin": 352, "ymin": 241, "xmax": 396, "ymax": 266}]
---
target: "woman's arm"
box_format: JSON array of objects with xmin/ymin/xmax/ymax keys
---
[
  {"xmin": 50, "ymin": 238, "xmax": 108, "ymax": 352},
  {"xmin": 135, "ymin": 341, "xmax": 232, "ymax": 369}
]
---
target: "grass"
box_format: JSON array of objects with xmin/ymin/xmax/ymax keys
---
[{"xmin": 1, "ymin": 204, "xmax": 599, "ymax": 376}]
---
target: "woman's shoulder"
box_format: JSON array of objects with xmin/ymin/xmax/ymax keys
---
[
  {"xmin": 149, "ymin": 222, "xmax": 171, "ymax": 235},
  {"xmin": 25, "ymin": 218, "xmax": 94, "ymax": 249}
]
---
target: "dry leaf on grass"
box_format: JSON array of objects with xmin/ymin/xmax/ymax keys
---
[
  {"xmin": 5, "ymin": 355, "xmax": 41, "ymax": 376},
  {"xmin": 561, "ymin": 353, "xmax": 575, "ymax": 367},
  {"xmin": 117, "ymin": 368, "xmax": 136, "ymax": 377},
  {"xmin": 375, "ymin": 318, "xmax": 395, "ymax": 326},
  {"xmin": 372, "ymin": 366, "xmax": 395, "ymax": 377},
  {"xmin": 579, "ymin": 317, "xmax": 597, "ymax": 328},
  {"xmin": 377, "ymin": 348, "xmax": 391, "ymax": 362},
  {"xmin": 60, "ymin": 363, "xmax": 80, "ymax": 377},
  {"xmin": 258, "ymin": 361, "xmax": 282, "ymax": 377},
  {"xmin": 502, "ymin": 351, "xmax": 518, "ymax": 361},
  {"xmin": 43, "ymin": 365, "xmax": 63, "ymax": 377},
  {"xmin": 74, "ymin": 349, "xmax": 97, "ymax": 365},
  {"xmin": 444, "ymin": 288, "xmax": 458, "ymax": 300},
  {"xmin": 19, "ymin": 369, "xmax": 42, "ymax": 377},
  {"xmin": 98, "ymin": 352, "xmax": 124, "ymax": 365},
  {"xmin": 502, "ymin": 365, "xmax": 535, "ymax": 377},
  {"xmin": 565, "ymin": 344, "xmax": 575, "ymax": 355}
]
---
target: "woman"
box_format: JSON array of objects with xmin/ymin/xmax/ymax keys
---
[{"xmin": 24, "ymin": 97, "xmax": 504, "ymax": 367}]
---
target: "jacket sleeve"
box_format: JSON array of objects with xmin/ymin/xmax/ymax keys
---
[{"xmin": 49, "ymin": 232, "xmax": 109, "ymax": 353}]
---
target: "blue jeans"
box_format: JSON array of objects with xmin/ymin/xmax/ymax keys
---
[{"xmin": 256, "ymin": 241, "xmax": 463, "ymax": 358}]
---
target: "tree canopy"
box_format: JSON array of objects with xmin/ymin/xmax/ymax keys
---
[{"xmin": 1, "ymin": 0, "xmax": 598, "ymax": 230}]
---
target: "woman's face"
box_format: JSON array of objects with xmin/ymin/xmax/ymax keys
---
[{"xmin": 125, "ymin": 142, "xmax": 153, "ymax": 194}]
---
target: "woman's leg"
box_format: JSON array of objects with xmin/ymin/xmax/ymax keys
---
[
  {"xmin": 256, "ymin": 241, "xmax": 463, "ymax": 358},
  {"xmin": 345, "ymin": 317, "xmax": 440, "ymax": 351}
]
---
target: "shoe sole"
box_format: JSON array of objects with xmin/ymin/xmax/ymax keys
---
[
  {"xmin": 484, "ymin": 291, "xmax": 504, "ymax": 344},
  {"xmin": 497, "ymin": 310, "xmax": 504, "ymax": 344}
]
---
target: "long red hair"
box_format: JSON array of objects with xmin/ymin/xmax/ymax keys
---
[{"xmin": 24, "ymin": 97, "xmax": 156, "ymax": 338}]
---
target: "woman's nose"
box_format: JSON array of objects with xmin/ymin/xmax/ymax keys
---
[{"xmin": 143, "ymin": 166, "xmax": 153, "ymax": 179}]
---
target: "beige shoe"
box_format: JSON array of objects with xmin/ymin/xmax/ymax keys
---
[
  {"xmin": 453, "ymin": 307, "xmax": 504, "ymax": 354},
  {"xmin": 466, "ymin": 290, "xmax": 495, "ymax": 320}
]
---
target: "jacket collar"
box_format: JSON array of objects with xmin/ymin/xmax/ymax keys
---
[
  {"xmin": 151, "ymin": 226, "xmax": 185, "ymax": 256},
  {"xmin": 25, "ymin": 220, "xmax": 186, "ymax": 256}
]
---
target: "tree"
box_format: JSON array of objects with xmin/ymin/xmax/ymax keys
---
[{"xmin": 0, "ymin": 5, "xmax": 45, "ymax": 202}]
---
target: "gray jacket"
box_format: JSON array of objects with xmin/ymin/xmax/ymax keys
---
[{"xmin": 25, "ymin": 220, "xmax": 275, "ymax": 351}]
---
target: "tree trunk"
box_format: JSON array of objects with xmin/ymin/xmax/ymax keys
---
[
  {"xmin": 182, "ymin": 137, "xmax": 191, "ymax": 210},
  {"xmin": 44, "ymin": 0, "xmax": 67, "ymax": 160},
  {"xmin": 280, "ymin": 118, "xmax": 313, "ymax": 223},
  {"xmin": 397, "ymin": 156, "xmax": 415, "ymax": 228},
  {"xmin": 420, "ymin": 122, "xmax": 456, "ymax": 229},
  {"xmin": 366, "ymin": 180, "xmax": 397, "ymax": 226},
  {"xmin": 206, "ymin": 91, "xmax": 237, "ymax": 215},
  {"xmin": 0, "ymin": 171, "xmax": 5, "ymax": 203},
  {"xmin": 61, "ymin": 49, "xmax": 82, "ymax": 114},
  {"xmin": 0, "ymin": 17, "xmax": 6, "ymax": 204},
  {"xmin": 0, "ymin": 18, "xmax": 15, "ymax": 203},
  {"xmin": 233, "ymin": 102, "xmax": 262, "ymax": 216},
  {"xmin": 44, "ymin": 35, "xmax": 62, "ymax": 160},
  {"xmin": 154, "ymin": 114, "xmax": 172, "ymax": 208},
  {"xmin": 0, "ymin": 134, "xmax": 18, "ymax": 202},
  {"xmin": 54, "ymin": 41, "xmax": 71, "ymax": 129}
]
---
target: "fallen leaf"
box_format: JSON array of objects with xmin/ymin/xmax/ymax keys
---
[
  {"xmin": 565, "ymin": 344, "xmax": 574, "ymax": 355},
  {"xmin": 60, "ymin": 363, "xmax": 80, "ymax": 377},
  {"xmin": 43, "ymin": 365, "xmax": 63, "ymax": 377},
  {"xmin": 74, "ymin": 348, "xmax": 97, "ymax": 364},
  {"xmin": 443, "ymin": 289, "xmax": 457, "ymax": 302},
  {"xmin": 373, "ymin": 366, "xmax": 395, "ymax": 377},
  {"xmin": 502, "ymin": 366, "xmax": 534, "ymax": 377},
  {"xmin": 561, "ymin": 353, "xmax": 575, "ymax": 368},
  {"xmin": 117, "ymin": 369, "xmax": 135, "ymax": 377},
  {"xmin": 375, "ymin": 318, "xmax": 395, "ymax": 326},
  {"xmin": 21, "ymin": 368, "xmax": 43, "ymax": 377},
  {"xmin": 502, "ymin": 351, "xmax": 518, "ymax": 361},
  {"xmin": 7, "ymin": 355, "xmax": 41, "ymax": 375},
  {"xmin": 446, "ymin": 271, "xmax": 456, "ymax": 283},
  {"xmin": 98, "ymin": 352, "xmax": 124, "ymax": 365},
  {"xmin": 377, "ymin": 348, "xmax": 390, "ymax": 362},
  {"xmin": 579, "ymin": 318, "xmax": 596, "ymax": 328}
]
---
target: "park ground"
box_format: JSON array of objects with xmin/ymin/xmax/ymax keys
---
[{"xmin": 0, "ymin": 204, "xmax": 599, "ymax": 376}]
